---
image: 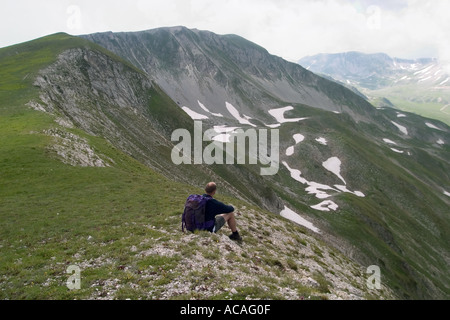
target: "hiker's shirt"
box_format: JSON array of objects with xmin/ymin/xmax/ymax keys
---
[{"xmin": 203, "ymin": 194, "xmax": 234, "ymax": 231}]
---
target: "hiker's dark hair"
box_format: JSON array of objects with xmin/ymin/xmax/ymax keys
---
[{"xmin": 205, "ymin": 182, "xmax": 217, "ymax": 194}]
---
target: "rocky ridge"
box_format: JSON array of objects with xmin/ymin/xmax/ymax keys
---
[{"xmin": 61, "ymin": 206, "xmax": 395, "ymax": 300}]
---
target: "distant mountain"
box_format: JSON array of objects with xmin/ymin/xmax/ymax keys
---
[
  {"xmin": 299, "ymin": 52, "xmax": 449, "ymax": 89},
  {"xmin": 1, "ymin": 28, "xmax": 449, "ymax": 300},
  {"xmin": 298, "ymin": 52, "xmax": 450, "ymax": 125}
]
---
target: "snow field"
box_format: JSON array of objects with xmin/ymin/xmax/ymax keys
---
[
  {"xmin": 391, "ymin": 121, "xmax": 408, "ymax": 135},
  {"xmin": 280, "ymin": 206, "xmax": 320, "ymax": 233},
  {"xmin": 268, "ymin": 106, "xmax": 308, "ymax": 124}
]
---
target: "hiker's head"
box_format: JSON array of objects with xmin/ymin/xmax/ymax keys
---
[{"xmin": 205, "ymin": 182, "xmax": 217, "ymax": 196}]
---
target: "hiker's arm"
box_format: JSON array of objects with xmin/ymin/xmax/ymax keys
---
[
  {"xmin": 217, "ymin": 201, "xmax": 234, "ymax": 214},
  {"xmin": 227, "ymin": 204, "xmax": 241, "ymax": 216},
  {"xmin": 211, "ymin": 199, "xmax": 240, "ymax": 216},
  {"xmin": 224, "ymin": 203, "xmax": 241, "ymax": 216}
]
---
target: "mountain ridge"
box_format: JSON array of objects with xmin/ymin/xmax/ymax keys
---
[{"xmin": 82, "ymin": 27, "xmax": 379, "ymax": 122}]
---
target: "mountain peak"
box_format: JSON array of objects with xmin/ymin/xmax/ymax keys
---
[{"xmin": 82, "ymin": 27, "xmax": 375, "ymax": 121}]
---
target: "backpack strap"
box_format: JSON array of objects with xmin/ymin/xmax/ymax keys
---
[
  {"xmin": 181, "ymin": 208, "xmax": 186, "ymax": 232},
  {"xmin": 181, "ymin": 195, "xmax": 190, "ymax": 233}
]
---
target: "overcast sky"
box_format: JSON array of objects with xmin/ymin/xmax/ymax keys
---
[{"xmin": 1, "ymin": 0, "xmax": 449, "ymax": 66}]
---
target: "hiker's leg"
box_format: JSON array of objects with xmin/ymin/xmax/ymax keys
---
[{"xmin": 220, "ymin": 212, "xmax": 237, "ymax": 233}]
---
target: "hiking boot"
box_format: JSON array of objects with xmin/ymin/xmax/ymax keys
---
[{"xmin": 229, "ymin": 231, "xmax": 242, "ymax": 242}]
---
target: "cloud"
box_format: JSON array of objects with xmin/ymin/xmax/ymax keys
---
[{"xmin": 1, "ymin": 0, "xmax": 449, "ymax": 65}]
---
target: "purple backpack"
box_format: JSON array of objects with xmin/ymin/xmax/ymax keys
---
[{"xmin": 182, "ymin": 195, "xmax": 214, "ymax": 232}]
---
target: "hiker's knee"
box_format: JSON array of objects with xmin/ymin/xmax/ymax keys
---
[{"xmin": 221, "ymin": 211, "xmax": 235, "ymax": 221}]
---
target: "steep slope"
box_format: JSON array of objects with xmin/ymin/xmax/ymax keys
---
[
  {"xmin": 82, "ymin": 27, "xmax": 377, "ymax": 123},
  {"xmin": 20, "ymin": 33, "xmax": 259, "ymax": 205},
  {"xmin": 298, "ymin": 52, "xmax": 450, "ymax": 125},
  {"xmin": 0, "ymin": 33, "xmax": 394, "ymax": 300},
  {"xmin": 82, "ymin": 27, "xmax": 450, "ymax": 299}
]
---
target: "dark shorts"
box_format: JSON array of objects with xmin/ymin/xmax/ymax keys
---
[{"xmin": 213, "ymin": 215, "xmax": 226, "ymax": 233}]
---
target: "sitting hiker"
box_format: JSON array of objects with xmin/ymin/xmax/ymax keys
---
[{"xmin": 204, "ymin": 182, "xmax": 242, "ymax": 241}]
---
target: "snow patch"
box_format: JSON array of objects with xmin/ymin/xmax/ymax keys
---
[
  {"xmin": 280, "ymin": 206, "xmax": 320, "ymax": 233},
  {"xmin": 265, "ymin": 123, "xmax": 281, "ymax": 128},
  {"xmin": 391, "ymin": 121, "xmax": 408, "ymax": 135},
  {"xmin": 354, "ymin": 191, "xmax": 366, "ymax": 197},
  {"xmin": 383, "ymin": 138, "xmax": 397, "ymax": 145},
  {"xmin": 334, "ymin": 185, "xmax": 365, "ymax": 197},
  {"xmin": 444, "ymin": 190, "xmax": 450, "ymax": 197},
  {"xmin": 211, "ymin": 126, "xmax": 240, "ymax": 143},
  {"xmin": 286, "ymin": 134, "xmax": 305, "ymax": 156},
  {"xmin": 293, "ymin": 134, "xmax": 305, "ymax": 144},
  {"xmin": 182, "ymin": 106, "xmax": 208, "ymax": 120},
  {"xmin": 268, "ymin": 106, "xmax": 308, "ymax": 124},
  {"xmin": 211, "ymin": 134, "xmax": 231, "ymax": 143},
  {"xmin": 198, "ymin": 100, "xmax": 223, "ymax": 117},
  {"xmin": 282, "ymin": 159, "xmax": 365, "ymax": 207},
  {"xmin": 425, "ymin": 122, "xmax": 444, "ymax": 131},
  {"xmin": 437, "ymin": 139, "xmax": 445, "ymax": 145},
  {"xmin": 283, "ymin": 161, "xmax": 308, "ymax": 184},
  {"xmin": 310, "ymin": 200, "xmax": 339, "ymax": 212},
  {"xmin": 305, "ymin": 182, "xmax": 336, "ymax": 199},
  {"xmin": 439, "ymin": 77, "xmax": 449, "ymax": 85},
  {"xmin": 315, "ymin": 137, "xmax": 327, "ymax": 145},
  {"xmin": 322, "ymin": 157, "xmax": 346, "ymax": 185},
  {"xmin": 390, "ymin": 148, "xmax": 404, "ymax": 154},
  {"xmin": 226, "ymin": 102, "xmax": 256, "ymax": 127},
  {"xmin": 286, "ymin": 146, "xmax": 295, "ymax": 157},
  {"xmin": 418, "ymin": 76, "xmax": 431, "ymax": 82},
  {"xmin": 282, "ymin": 161, "xmax": 335, "ymax": 199},
  {"xmin": 414, "ymin": 65, "xmax": 433, "ymax": 75}
]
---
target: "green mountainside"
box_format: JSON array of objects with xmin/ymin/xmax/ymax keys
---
[
  {"xmin": 84, "ymin": 28, "xmax": 450, "ymax": 299},
  {"xmin": 1, "ymin": 29, "xmax": 449, "ymax": 300},
  {"xmin": 0, "ymin": 33, "xmax": 388, "ymax": 300}
]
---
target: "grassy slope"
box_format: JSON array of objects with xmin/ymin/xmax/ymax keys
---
[
  {"xmin": 363, "ymin": 85, "xmax": 450, "ymax": 126},
  {"xmin": 0, "ymin": 34, "xmax": 193, "ymax": 298},
  {"xmin": 0, "ymin": 109, "xmax": 195, "ymax": 299},
  {"xmin": 266, "ymin": 103, "xmax": 450, "ymax": 299},
  {"xmin": 4, "ymin": 32, "xmax": 448, "ymax": 300},
  {"xmin": 1, "ymin": 34, "xmax": 385, "ymax": 300}
]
